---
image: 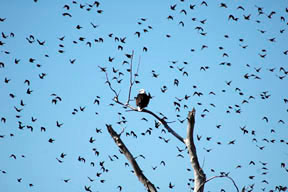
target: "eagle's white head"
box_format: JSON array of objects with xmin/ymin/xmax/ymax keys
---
[{"xmin": 139, "ymin": 89, "xmax": 146, "ymax": 94}]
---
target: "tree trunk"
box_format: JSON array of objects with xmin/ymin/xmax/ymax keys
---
[{"xmin": 184, "ymin": 109, "xmax": 206, "ymax": 192}]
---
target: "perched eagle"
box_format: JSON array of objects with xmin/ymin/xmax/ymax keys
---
[{"xmin": 136, "ymin": 89, "xmax": 152, "ymax": 111}]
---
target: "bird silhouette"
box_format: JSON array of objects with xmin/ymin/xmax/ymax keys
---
[
  {"xmin": 56, "ymin": 121, "xmax": 63, "ymax": 127},
  {"xmin": 62, "ymin": 12, "xmax": 72, "ymax": 17}
]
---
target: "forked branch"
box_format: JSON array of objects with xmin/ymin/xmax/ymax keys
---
[{"xmin": 104, "ymin": 71, "xmax": 119, "ymax": 99}]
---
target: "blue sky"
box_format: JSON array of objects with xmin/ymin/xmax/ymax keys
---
[{"xmin": 0, "ymin": 0, "xmax": 288, "ymax": 191}]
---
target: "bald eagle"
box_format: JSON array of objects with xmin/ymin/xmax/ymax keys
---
[{"xmin": 136, "ymin": 89, "xmax": 151, "ymax": 111}]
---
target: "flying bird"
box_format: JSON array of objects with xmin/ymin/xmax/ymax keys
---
[
  {"xmin": 62, "ymin": 12, "xmax": 72, "ymax": 17},
  {"xmin": 220, "ymin": 3, "xmax": 227, "ymax": 8}
]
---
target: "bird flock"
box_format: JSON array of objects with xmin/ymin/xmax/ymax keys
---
[{"xmin": 0, "ymin": 0, "xmax": 288, "ymax": 191}]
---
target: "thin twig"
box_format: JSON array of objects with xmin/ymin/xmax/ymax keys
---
[
  {"xmin": 126, "ymin": 50, "xmax": 134, "ymax": 104},
  {"xmin": 104, "ymin": 71, "xmax": 119, "ymax": 99},
  {"xmin": 133, "ymin": 56, "xmax": 141, "ymax": 83},
  {"xmin": 119, "ymin": 127, "xmax": 125, "ymax": 136}
]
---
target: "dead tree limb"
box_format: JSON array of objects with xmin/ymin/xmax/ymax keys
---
[
  {"xmin": 106, "ymin": 124, "xmax": 157, "ymax": 192},
  {"xmin": 113, "ymin": 99, "xmax": 185, "ymax": 143},
  {"xmin": 126, "ymin": 51, "xmax": 141, "ymax": 105},
  {"xmin": 185, "ymin": 109, "xmax": 206, "ymax": 192},
  {"xmin": 126, "ymin": 50, "xmax": 134, "ymax": 104},
  {"xmin": 104, "ymin": 71, "xmax": 119, "ymax": 98},
  {"xmin": 142, "ymin": 108, "xmax": 185, "ymax": 143}
]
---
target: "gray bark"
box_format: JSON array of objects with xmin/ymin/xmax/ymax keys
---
[
  {"xmin": 184, "ymin": 109, "xmax": 206, "ymax": 192},
  {"xmin": 106, "ymin": 124, "xmax": 157, "ymax": 192}
]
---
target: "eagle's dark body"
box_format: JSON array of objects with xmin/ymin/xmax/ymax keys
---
[{"xmin": 136, "ymin": 89, "xmax": 151, "ymax": 111}]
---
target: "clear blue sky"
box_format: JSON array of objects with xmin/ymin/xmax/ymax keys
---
[{"xmin": 0, "ymin": 0, "xmax": 287, "ymax": 191}]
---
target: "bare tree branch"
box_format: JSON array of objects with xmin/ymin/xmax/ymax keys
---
[
  {"xmin": 135, "ymin": 56, "xmax": 141, "ymax": 80},
  {"xmin": 185, "ymin": 108, "xmax": 206, "ymax": 192},
  {"xmin": 197, "ymin": 175, "xmax": 240, "ymax": 192},
  {"xmin": 113, "ymin": 99, "xmax": 185, "ymax": 143},
  {"xmin": 104, "ymin": 71, "xmax": 119, "ymax": 99},
  {"xmin": 106, "ymin": 124, "xmax": 157, "ymax": 192},
  {"xmin": 126, "ymin": 50, "xmax": 134, "ymax": 104},
  {"xmin": 142, "ymin": 108, "xmax": 185, "ymax": 143}
]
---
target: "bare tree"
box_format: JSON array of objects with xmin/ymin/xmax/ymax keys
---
[{"xmin": 101, "ymin": 52, "xmax": 241, "ymax": 192}]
